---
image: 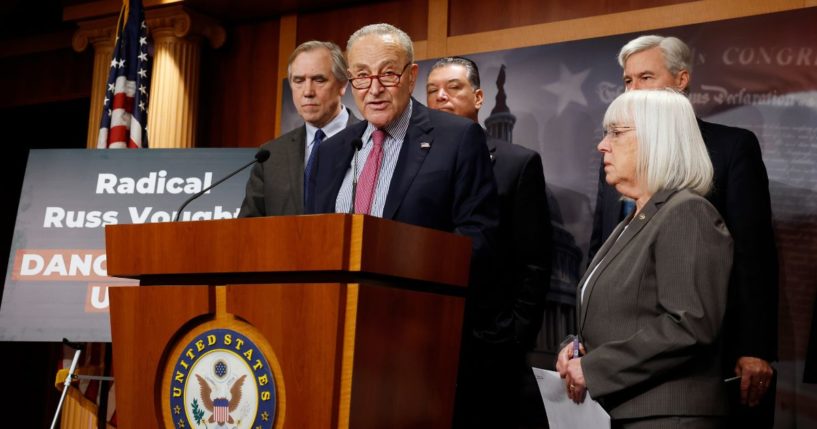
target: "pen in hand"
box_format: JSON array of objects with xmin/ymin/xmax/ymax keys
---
[
  {"xmin": 572, "ymin": 337, "xmax": 581, "ymax": 359},
  {"xmin": 566, "ymin": 336, "xmax": 585, "ymax": 403}
]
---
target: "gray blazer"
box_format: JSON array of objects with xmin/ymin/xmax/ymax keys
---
[
  {"xmin": 579, "ymin": 188, "xmax": 733, "ymax": 419},
  {"xmin": 239, "ymin": 109, "xmax": 358, "ymax": 217}
]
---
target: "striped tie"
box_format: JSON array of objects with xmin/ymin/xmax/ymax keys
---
[{"xmin": 355, "ymin": 129, "xmax": 386, "ymax": 214}]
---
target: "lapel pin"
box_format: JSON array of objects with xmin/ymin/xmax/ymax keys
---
[
  {"xmin": 420, "ymin": 142, "xmax": 431, "ymax": 149},
  {"xmin": 489, "ymin": 153, "xmax": 495, "ymax": 162},
  {"xmin": 638, "ymin": 213, "xmax": 646, "ymax": 220}
]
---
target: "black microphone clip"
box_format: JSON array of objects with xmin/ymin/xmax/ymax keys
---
[{"xmin": 62, "ymin": 337, "xmax": 84, "ymax": 350}]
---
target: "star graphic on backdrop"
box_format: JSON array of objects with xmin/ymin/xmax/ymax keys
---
[{"xmin": 542, "ymin": 64, "xmax": 590, "ymax": 115}]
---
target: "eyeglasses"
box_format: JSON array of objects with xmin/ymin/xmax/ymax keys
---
[
  {"xmin": 602, "ymin": 126, "xmax": 635, "ymax": 139},
  {"xmin": 349, "ymin": 63, "xmax": 411, "ymax": 89}
]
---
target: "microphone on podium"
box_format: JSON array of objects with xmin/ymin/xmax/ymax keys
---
[
  {"xmin": 348, "ymin": 138, "xmax": 363, "ymax": 214},
  {"xmin": 173, "ymin": 149, "xmax": 270, "ymax": 222}
]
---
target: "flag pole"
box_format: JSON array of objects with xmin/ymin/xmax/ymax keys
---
[{"xmin": 50, "ymin": 341, "xmax": 83, "ymax": 429}]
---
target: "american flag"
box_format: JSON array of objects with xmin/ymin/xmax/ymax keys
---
[{"xmin": 97, "ymin": 0, "xmax": 151, "ymax": 149}]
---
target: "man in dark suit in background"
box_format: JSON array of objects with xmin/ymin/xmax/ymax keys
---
[
  {"xmin": 306, "ymin": 24, "xmax": 499, "ymax": 426},
  {"xmin": 240, "ymin": 40, "xmax": 358, "ymax": 217},
  {"xmin": 589, "ymin": 34, "xmax": 778, "ymax": 427},
  {"xmin": 426, "ymin": 56, "xmax": 552, "ymax": 428}
]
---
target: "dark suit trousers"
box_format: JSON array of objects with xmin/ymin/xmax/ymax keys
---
[
  {"xmin": 453, "ymin": 337, "xmax": 525, "ymax": 429},
  {"xmin": 612, "ymin": 416, "xmax": 726, "ymax": 429}
]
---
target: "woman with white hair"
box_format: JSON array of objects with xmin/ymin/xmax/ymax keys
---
[{"xmin": 556, "ymin": 89, "xmax": 733, "ymax": 428}]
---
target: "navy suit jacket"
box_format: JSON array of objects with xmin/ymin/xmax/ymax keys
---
[
  {"xmin": 485, "ymin": 136, "xmax": 552, "ymax": 349},
  {"xmin": 307, "ymin": 100, "xmax": 500, "ymax": 318},
  {"xmin": 589, "ymin": 118, "xmax": 778, "ymax": 363}
]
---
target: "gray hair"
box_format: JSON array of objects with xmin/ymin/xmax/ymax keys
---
[
  {"xmin": 618, "ymin": 35, "xmax": 692, "ymax": 77},
  {"xmin": 347, "ymin": 23, "xmax": 414, "ymax": 63},
  {"xmin": 429, "ymin": 57, "xmax": 481, "ymax": 89},
  {"xmin": 603, "ymin": 89, "xmax": 713, "ymax": 196},
  {"xmin": 287, "ymin": 40, "xmax": 348, "ymax": 85}
]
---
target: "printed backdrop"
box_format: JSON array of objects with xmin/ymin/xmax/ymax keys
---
[{"xmin": 0, "ymin": 148, "xmax": 256, "ymax": 342}]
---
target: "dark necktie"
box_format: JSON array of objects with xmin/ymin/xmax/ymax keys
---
[
  {"xmin": 304, "ymin": 128, "xmax": 325, "ymax": 206},
  {"xmin": 621, "ymin": 199, "xmax": 636, "ymax": 219}
]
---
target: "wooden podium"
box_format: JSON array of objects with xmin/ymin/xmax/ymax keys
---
[{"xmin": 105, "ymin": 214, "xmax": 471, "ymax": 429}]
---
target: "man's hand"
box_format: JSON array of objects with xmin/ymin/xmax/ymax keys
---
[{"xmin": 736, "ymin": 356, "xmax": 773, "ymax": 407}]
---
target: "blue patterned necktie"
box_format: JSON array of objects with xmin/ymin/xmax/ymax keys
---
[
  {"xmin": 621, "ymin": 199, "xmax": 636, "ymax": 219},
  {"xmin": 304, "ymin": 129, "xmax": 325, "ymax": 206}
]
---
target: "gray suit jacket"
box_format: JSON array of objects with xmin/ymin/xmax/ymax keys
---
[
  {"xmin": 239, "ymin": 109, "xmax": 358, "ymax": 217},
  {"xmin": 579, "ymin": 189, "xmax": 733, "ymax": 419}
]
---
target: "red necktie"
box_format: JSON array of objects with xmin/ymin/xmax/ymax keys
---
[{"xmin": 355, "ymin": 129, "xmax": 386, "ymax": 214}]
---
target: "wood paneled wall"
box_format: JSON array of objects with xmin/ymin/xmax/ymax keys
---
[
  {"xmin": 445, "ymin": 0, "xmax": 817, "ymax": 56},
  {"xmin": 3, "ymin": 0, "xmax": 816, "ymax": 146},
  {"xmin": 447, "ymin": 0, "xmax": 692, "ymax": 36},
  {"xmin": 297, "ymin": 0, "xmax": 428, "ymax": 48},
  {"xmin": 198, "ymin": 20, "xmax": 280, "ymax": 148},
  {"xmin": 203, "ymin": 0, "xmax": 814, "ymax": 145}
]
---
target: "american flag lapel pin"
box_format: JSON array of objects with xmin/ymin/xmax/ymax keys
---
[{"xmin": 420, "ymin": 142, "xmax": 431, "ymax": 150}]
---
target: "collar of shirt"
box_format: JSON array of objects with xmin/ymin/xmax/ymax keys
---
[
  {"xmin": 580, "ymin": 223, "xmax": 630, "ymax": 303},
  {"xmin": 305, "ymin": 107, "xmax": 349, "ymax": 164},
  {"xmin": 360, "ymin": 99, "xmax": 413, "ymax": 148}
]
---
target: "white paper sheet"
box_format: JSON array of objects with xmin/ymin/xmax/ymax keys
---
[{"xmin": 532, "ymin": 367, "xmax": 610, "ymax": 429}]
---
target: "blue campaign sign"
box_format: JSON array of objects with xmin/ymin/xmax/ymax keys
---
[{"xmin": 0, "ymin": 148, "xmax": 257, "ymax": 342}]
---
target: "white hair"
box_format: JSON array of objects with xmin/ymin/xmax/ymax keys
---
[
  {"xmin": 618, "ymin": 35, "xmax": 693, "ymax": 77},
  {"xmin": 347, "ymin": 23, "xmax": 414, "ymax": 63},
  {"xmin": 603, "ymin": 89, "xmax": 713, "ymax": 196}
]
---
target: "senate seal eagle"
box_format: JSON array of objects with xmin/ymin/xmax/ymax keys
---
[{"xmin": 195, "ymin": 373, "xmax": 247, "ymax": 425}]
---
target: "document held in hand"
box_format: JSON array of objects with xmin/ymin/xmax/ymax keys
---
[{"xmin": 532, "ymin": 367, "xmax": 610, "ymax": 429}]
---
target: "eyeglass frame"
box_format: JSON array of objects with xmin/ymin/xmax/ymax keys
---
[
  {"xmin": 602, "ymin": 126, "xmax": 636, "ymax": 139},
  {"xmin": 348, "ymin": 63, "xmax": 412, "ymax": 90}
]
